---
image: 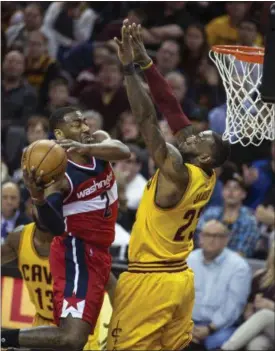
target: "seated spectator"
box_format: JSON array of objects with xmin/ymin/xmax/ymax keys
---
[
  {"xmin": 242, "ymin": 141, "xmax": 275, "ymax": 209},
  {"xmin": 12, "ymin": 116, "xmax": 50, "ymax": 182},
  {"xmin": 180, "ymin": 23, "xmax": 209, "ymax": 84},
  {"xmin": 206, "ymin": 2, "xmax": 262, "ymax": 46},
  {"xmin": 43, "ymin": 2, "xmax": 98, "ymax": 62},
  {"xmin": 2, "ymin": 50, "xmax": 37, "ymax": 174},
  {"xmin": 82, "ymin": 110, "xmax": 103, "ymax": 135},
  {"xmin": 144, "ymin": 2, "xmax": 194, "ymax": 44},
  {"xmin": 114, "ymin": 144, "xmax": 147, "ymax": 227},
  {"xmin": 187, "ymin": 220, "xmax": 251, "ymax": 351},
  {"xmin": 165, "ymin": 71, "xmax": 208, "ymax": 130},
  {"xmin": 222, "ymin": 242, "xmax": 275, "ymax": 350},
  {"xmin": 238, "ymin": 17, "xmax": 260, "ymax": 47},
  {"xmin": 1, "ymin": 160, "xmax": 10, "ymax": 184},
  {"xmin": 254, "ymin": 186, "xmax": 275, "ymax": 260},
  {"xmin": 40, "ymin": 78, "xmax": 71, "ymax": 117},
  {"xmin": 155, "ymin": 40, "xmax": 180, "ymax": 76},
  {"xmin": 25, "ymin": 30, "xmax": 61, "ymax": 108},
  {"xmin": 79, "ymin": 57, "xmax": 130, "ymax": 133},
  {"xmin": 115, "ymin": 111, "xmax": 145, "ymax": 148},
  {"xmin": 197, "ymin": 174, "xmax": 260, "ymax": 258},
  {"xmin": 1, "ymin": 181, "xmax": 31, "ymax": 244},
  {"xmin": 2, "ymin": 50, "xmax": 37, "ymax": 129}
]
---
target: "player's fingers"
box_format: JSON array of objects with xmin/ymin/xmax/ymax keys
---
[
  {"xmin": 123, "ymin": 18, "xmax": 129, "ymax": 27},
  {"xmin": 114, "ymin": 37, "xmax": 123, "ymax": 49},
  {"xmin": 122, "ymin": 24, "xmax": 130, "ymax": 44},
  {"xmin": 44, "ymin": 179, "xmax": 55, "ymax": 188},
  {"xmin": 137, "ymin": 24, "xmax": 143, "ymax": 41}
]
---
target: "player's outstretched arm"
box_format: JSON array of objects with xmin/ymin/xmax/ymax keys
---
[
  {"xmin": 130, "ymin": 23, "xmax": 194, "ymax": 144},
  {"xmin": 1, "ymin": 226, "xmax": 23, "ymax": 265},
  {"xmin": 115, "ymin": 21, "xmax": 188, "ymax": 185}
]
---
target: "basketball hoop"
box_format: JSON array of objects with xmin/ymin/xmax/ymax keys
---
[{"xmin": 209, "ymin": 45, "xmax": 275, "ymax": 146}]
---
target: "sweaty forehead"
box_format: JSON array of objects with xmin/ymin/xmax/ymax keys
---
[{"xmin": 63, "ymin": 111, "xmax": 83, "ymax": 123}]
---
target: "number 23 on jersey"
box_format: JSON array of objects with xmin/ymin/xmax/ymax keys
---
[{"xmin": 174, "ymin": 207, "xmax": 204, "ymax": 242}]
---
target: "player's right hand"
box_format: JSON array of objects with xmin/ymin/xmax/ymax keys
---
[
  {"xmin": 130, "ymin": 23, "xmax": 152, "ymax": 68},
  {"xmin": 114, "ymin": 19, "xmax": 133, "ymax": 66},
  {"xmin": 22, "ymin": 165, "xmax": 46, "ymax": 200}
]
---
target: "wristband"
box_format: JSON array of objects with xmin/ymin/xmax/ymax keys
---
[
  {"xmin": 123, "ymin": 63, "xmax": 135, "ymax": 75},
  {"xmin": 140, "ymin": 60, "xmax": 153, "ymax": 70}
]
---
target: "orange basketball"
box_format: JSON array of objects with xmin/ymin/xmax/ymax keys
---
[{"xmin": 22, "ymin": 140, "xmax": 67, "ymax": 185}]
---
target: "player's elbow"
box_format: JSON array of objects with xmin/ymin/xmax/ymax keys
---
[
  {"xmin": 60, "ymin": 332, "xmax": 88, "ymax": 351},
  {"xmin": 113, "ymin": 142, "xmax": 131, "ymax": 160}
]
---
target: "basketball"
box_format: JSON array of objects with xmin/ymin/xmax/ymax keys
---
[{"xmin": 22, "ymin": 140, "xmax": 67, "ymax": 185}]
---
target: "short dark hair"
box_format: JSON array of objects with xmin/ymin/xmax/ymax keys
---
[
  {"xmin": 49, "ymin": 106, "xmax": 79, "ymax": 131},
  {"xmin": 211, "ymin": 133, "xmax": 230, "ymax": 168},
  {"xmin": 126, "ymin": 143, "xmax": 144, "ymax": 163},
  {"xmin": 49, "ymin": 78, "xmax": 69, "ymax": 91},
  {"xmin": 27, "ymin": 115, "xmax": 50, "ymax": 133}
]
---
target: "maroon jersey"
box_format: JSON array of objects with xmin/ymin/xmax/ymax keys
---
[{"xmin": 62, "ymin": 157, "xmax": 118, "ymax": 247}]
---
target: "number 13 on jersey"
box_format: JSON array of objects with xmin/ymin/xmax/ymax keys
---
[{"xmin": 174, "ymin": 207, "xmax": 204, "ymax": 242}]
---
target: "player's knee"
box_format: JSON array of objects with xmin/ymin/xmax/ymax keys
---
[{"xmin": 60, "ymin": 332, "xmax": 88, "ymax": 351}]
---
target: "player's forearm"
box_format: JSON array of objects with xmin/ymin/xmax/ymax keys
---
[
  {"xmin": 33, "ymin": 193, "xmax": 65, "ymax": 236},
  {"xmin": 124, "ymin": 68, "xmax": 168, "ymax": 162},
  {"xmin": 86, "ymin": 140, "xmax": 131, "ymax": 161},
  {"xmin": 142, "ymin": 63, "xmax": 192, "ymax": 135}
]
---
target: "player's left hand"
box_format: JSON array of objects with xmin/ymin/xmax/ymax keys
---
[
  {"xmin": 254, "ymin": 294, "xmax": 272, "ymax": 310},
  {"xmin": 56, "ymin": 139, "xmax": 88, "ymax": 154},
  {"xmin": 192, "ymin": 326, "xmax": 209, "ymax": 340},
  {"xmin": 114, "ymin": 19, "xmax": 133, "ymax": 65}
]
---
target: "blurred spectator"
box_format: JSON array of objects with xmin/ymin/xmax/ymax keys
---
[
  {"xmin": 187, "ymin": 220, "xmax": 251, "ymax": 350},
  {"xmin": 40, "ymin": 78, "xmax": 71, "ymax": 117},
  {"xmin": 43, "ymin": 2, "xmax": 98, "ymax": 62},
  {"xmin": 6, "ymin": 3, "xmax": 42, "ymax": 51},
  {"xmin": 165, "ymin": 72, "xmax": 208, "ymax": 132},
  {"xmin": 242, "ymin": 141, "xmax": 275, "ymax": 210},
  {"xmin": 114, "ymin": 144, "xmax": 147, "ymax": 227},
  {"xmin": 206, "ymin": 2, "xmax": 262, "ymax": 46},
  {"xmin": 1, "ymin": 161, "xmax": 10, "ymax": 184},
  {"xmin": 25, "ymin": 30, "xmax": 61, "ymax": 109},
  {"xmin": 197, "ymin": 174, "xmax": 260, "ymax": 258},
  {"xmin": 155, "ymin": 40, "xmax": 180, "ymax": 76},
  {"xmin": 144, "ymin": 2, "xmax": 195, "ymax": 44},
  {"xmin": 82, "ymin": 110, "xmax": 103, "ymax": 134},
  {"xmin": 238, "ymin": 17, "xmax": 260, "ymax": 47},
  {"xmin": 115, "ymin": 111, "xmax": 145, "ymax": 148},
  {"xmin": 1, "ymin": 181, "xmax": 31, "ymax": 244},
  {"xmin": 254, "ymin": 186, "xmax": 275, "ymax": 260},
  {"xmin": 71, "ymin": 43, "xmax": 114, "ymax": 96},
  {"xmin": 181, "ymin": 24, "xmax": 209, "ymax": 84},
  {"xmin": 222, "ymin": 242, "xmax": 275, "ymax": 350},
  {"xmin": 79, "ymin": 57, "xmax": 129, "ymax": 133},
  {"xmin": 12, "ymin": 116, "xmax": 50, "ymax": 183},
  {"xmin": 2, "ymin": 50, "xmax": 37, "ymax": 129},
  {"xmin": 208, "ymin": 103, "xmax": 227, "ymax": 135},
  {"xmin": 2, "ymin": 50, "xmax": 37, "ymax": 174}
]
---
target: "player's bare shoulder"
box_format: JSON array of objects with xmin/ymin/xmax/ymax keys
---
[{"xmin": 156, "ymin": 143, "xmax": 190, "ymax": 208}]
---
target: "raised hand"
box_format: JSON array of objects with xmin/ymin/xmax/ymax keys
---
[
  {"xmin": 130, "ymin": 23, "xmax": 151, "ymax": 67},
  {"xmin": 114, "ymin": 19, "xmax": 133, "ymax": 65}
]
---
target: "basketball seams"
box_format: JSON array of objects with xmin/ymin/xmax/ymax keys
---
[
  {"xmin": 41, "ymin": 145, "xmax": 67, "ymax": 178},
  {"xmin": 34, "ymin": 143, "xmax": 57, "ymax": 179},
  {"xmin": 26, "ymin": 140, "xmax": 41, "ymax": 171}
]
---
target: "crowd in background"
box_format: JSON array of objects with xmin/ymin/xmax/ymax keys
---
[{"xmin": 1, "ymin": 2, "xmax": 275, "ymax": 350}]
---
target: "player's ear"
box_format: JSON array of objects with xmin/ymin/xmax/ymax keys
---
[
  {"xmin": 198, "ymin": 153, "xmax": 211, "ymax": 165},
  {"xmin": 54, "ymin": 129, "xmax": 64, "ymax": 140}
]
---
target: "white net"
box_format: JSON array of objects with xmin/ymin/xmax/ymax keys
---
[{"xmin": 210, "ymin": 47, "xmax": 275, "ymax": 146}]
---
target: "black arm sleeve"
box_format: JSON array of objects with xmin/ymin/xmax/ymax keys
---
[{"xmin": 35, "ymin": 192, "xmax": 65, "ymax": 236}]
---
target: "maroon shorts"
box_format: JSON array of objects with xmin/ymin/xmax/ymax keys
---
[{"xmin": 49, "ymin": 235, "xmax": 111, "ymax": 332}]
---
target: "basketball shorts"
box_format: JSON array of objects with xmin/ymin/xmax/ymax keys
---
[
  {"xmin": 32, "ymin": 312, "xmax": 100, "ymax": 350},
  {"xmin": 107, "ymin": 268, "xmax": 195, "ymax": 351},
  {"xmin": 50, "ymin": 235, "xmax": 111, "ymax": 333}
]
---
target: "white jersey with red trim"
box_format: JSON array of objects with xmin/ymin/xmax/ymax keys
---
[{"xmin": 62, "ymin": 157, "xmax": 118, "ymax": 247}]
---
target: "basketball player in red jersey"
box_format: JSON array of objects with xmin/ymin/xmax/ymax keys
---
[{"xmin": 1, "ymin": 106, "xmax": 130, "ymax": 351}]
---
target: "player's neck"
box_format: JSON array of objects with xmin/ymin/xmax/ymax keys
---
[{"xmin": 68, "ymin": 151, "xmax": 90, "ymax": 165}]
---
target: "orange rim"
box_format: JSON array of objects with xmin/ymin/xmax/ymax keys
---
[{"xmin": 211, "ymin": 45, "xmax": 265, "ymax": 64}]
